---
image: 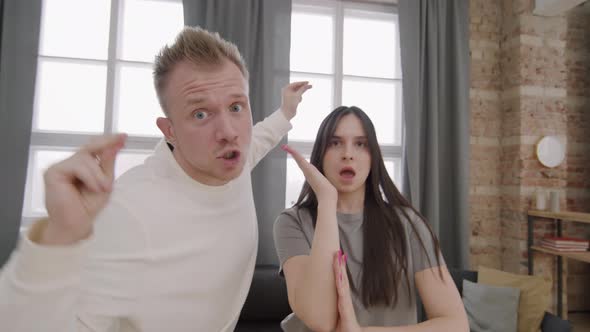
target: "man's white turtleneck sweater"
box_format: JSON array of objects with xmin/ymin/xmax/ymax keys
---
[{"xmin": 0, "ymin": 110, "xmax": 291, "ymax": 332}]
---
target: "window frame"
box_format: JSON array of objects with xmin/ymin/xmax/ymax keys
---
[
  {"xmin": 286, "ymin": 0, "xmax": 403, "ymax": 207},
  {"xmin": 23, "ymin": 0, "xmax": 182, "ymax": 226}
]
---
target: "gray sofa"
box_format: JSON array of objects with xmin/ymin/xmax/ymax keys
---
[
  {"xmin": 235, "ymin": 266, "xmax": 572, "ymax": 332},
  {"xmin": 235, "ymin": 265, "xmax": 290, "ymax": 332}
]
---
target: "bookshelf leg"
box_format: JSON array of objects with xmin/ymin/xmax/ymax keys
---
[
  {"xmin": 528, "ymin": 215, "xmax": 534, "ymax": 275},
  {"xmin": 557, "ymin": 256, "xmax": 563, "ymax": 318}
]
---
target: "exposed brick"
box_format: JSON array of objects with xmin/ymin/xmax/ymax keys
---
[{"xmin": 469, "ymin": 0, "xmax": 590, "ymax": 312}]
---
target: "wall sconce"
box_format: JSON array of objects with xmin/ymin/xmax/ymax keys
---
[{"xmin": 536, "ymin": 136, "xmax": 565, "ymax": 168}]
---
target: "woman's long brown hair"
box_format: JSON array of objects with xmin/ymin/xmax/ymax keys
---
[{"xmin": 294, "ymin": 106, "xmax": 442, "ymax": 307}]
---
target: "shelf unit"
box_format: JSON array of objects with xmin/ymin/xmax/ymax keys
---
[{"xmin": 527, "ymin": 210, "xmax": 590, "ymax": 319}]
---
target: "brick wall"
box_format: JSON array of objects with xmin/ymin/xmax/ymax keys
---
[
  {"xmin": 469, "ymin": 0, "xmax": 590, "ymax": 313},
  {"xmin": 469, "ymin": 0, "xmax": 503, "ymax": 270},
  {"xmin": 564, "ymin": 6, "xmax": 590, "ymax": 312}
]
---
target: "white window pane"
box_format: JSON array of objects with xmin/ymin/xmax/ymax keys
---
[
  {"xmin": 26, "ymin": 149, "xmax": 75, "ymax": 216},
  {"xmin": 115, "ymin": 151, "xmax": 150, "ymax": 177},
  {"xmin": 114, "ymin": 64, "xmax": 163, "ymax": 136},
  {"xmin": 343, "ymin": 10, "xmax": 399, "ymax": 79},
  {"xmin": 384, "ymin": 158, "xmax": 401, "ymax": 186},
  {"xmin": 39, "ymin": 0, "xmax": 111, "ymax": 60},
  {"xmin": 119, "ymin": 0, "xmax": 184, "ymax": 62},
  {"xmin": 25, "ymin": 149, "xmax": 151, "ymax": 217},
  {"xmin": 285, "ymin": 156, "xmax": 309, "ymax": 208},
  {"xmin": 34, "ymin": 59, "xmax": 107, "ymax": 133},
  {"xmin": 288, "ymin": 74, "xmax": 334, "ymax": 141},
  {"xmin": 290, "ymin": 10, "xmax": 334, "ymax": 74},
  {"xmin": 342, "ymin": 78, "xmax": 401, "ymax": 145}
]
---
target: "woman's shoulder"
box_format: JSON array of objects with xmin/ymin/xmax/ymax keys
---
[
  {"xmin": 394, "ymin": 206, "xmax": 421, "ymax": 225},
  {"xmin": 394, "ymin": 206, "xmax": 431, "ymax": 237},
  {"xmin": 276, "ymin": 206, "xmax": 314, "ymax": 226}
]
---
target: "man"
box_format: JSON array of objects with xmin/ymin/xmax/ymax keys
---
[{"xmin": 0, "ymin": 26, "xmax": 311, "ymax": 331}]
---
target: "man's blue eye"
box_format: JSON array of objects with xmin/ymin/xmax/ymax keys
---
[
  {"xmin": 194, "ymin": 111, "xmax": 208, "ymax": 120},
  {"xmin": 231, "ymin": 104, "xmax": 242, "ymax": 112}
]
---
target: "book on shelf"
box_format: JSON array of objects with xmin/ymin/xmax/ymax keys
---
[
  {"xmin": 539, "ymin": 246, "xmax": 589, "ymax": 252},
  {"xmin": 539, "ymin": 244, "xmax": 589, "ymax": 252},
  {"xmin": 539, "ymin": 237, "xmax": 589, "ymax": 252},
  {"xmin": 542, "ymin": 236, "xmax": 589, "ymax": 245}
]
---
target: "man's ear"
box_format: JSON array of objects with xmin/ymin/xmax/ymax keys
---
[{"xmin": 157, "ymin": 117, "xmax": 176, "ymax": 144}]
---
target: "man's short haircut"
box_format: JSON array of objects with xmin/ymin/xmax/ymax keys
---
[{"xmin": 153, "ymin": 26, "xmax": 249, "ymax": 115}]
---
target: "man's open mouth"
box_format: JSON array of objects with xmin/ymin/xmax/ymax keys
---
[{"xmin": 219, "ymin": 150, "xmax": 240, "ymax": 161}]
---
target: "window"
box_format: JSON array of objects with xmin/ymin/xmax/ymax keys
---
[
  {"xmin": 22, "ymin": 0, "xmax": 184, "ymax": 226},
  {"xmin": 286, "ymin": 0, "xmax": 402, "ymax": 207}
]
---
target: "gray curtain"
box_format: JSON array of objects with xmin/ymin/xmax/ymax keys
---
[
  {"xmin": 399, "ymin": 0, "xmax": 470, "ymax": 269},
  {"xmin": 183, "ymin": 0, "xmax": 292, "ymax": 266},
  {"xmin": 0, "ymin": 0, "xmax": 42, "ymax": 266}
]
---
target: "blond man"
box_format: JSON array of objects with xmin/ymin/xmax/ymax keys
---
[{"xmin": 0, "ymin": 26, "xmax": 311, "ymax": 331}]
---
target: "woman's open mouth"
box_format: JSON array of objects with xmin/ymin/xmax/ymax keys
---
[{"xmin": 339, "ymin": 167, "xmax": 356, "ymax": 180}]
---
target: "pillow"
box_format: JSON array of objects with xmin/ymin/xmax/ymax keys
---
[
  {"xmin": 478, "ymin": 266, "xmax": 552, "ymax": 332},
  {"xmin": 540, "ymin": 311, "xmax": 572, "ymax": 331},
  {"xmin": 462, "ymin": 279, "xmax": 520, "ymax": 332}
]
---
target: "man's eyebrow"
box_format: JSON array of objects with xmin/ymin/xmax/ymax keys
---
[
  {"xmin": 230, "ymin": 93, "xmax": 248, "ymax": 100},
  {"xmin": 186, "ymin": 97, "xmax": 206, "ymax": 105}
]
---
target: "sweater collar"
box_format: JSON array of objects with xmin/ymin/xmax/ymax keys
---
[{"xmin": 153, "ymin": 139, "xmax": 236, "ymax": 192}]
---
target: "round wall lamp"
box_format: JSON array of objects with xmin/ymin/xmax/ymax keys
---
[{"xmin": 536, "ymin": 136, "xmax": 565, "ymax": 168}]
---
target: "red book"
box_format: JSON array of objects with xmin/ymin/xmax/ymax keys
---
[{"xmin": 542, "ymin": 236, "xmax": 589, "ymax": 245}]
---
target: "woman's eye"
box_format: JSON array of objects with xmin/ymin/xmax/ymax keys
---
[
  {"xmin": 356, "ymin": 141, "xmax": 367, "ymax": 147},
  {"xmin": 331, "ymin": 141, "xmax": 340, "ymax": 146},
  {"xmin": 194, "ymin": 111, "xmax": 208, "ymax": 120},
  {"xmin": 230, "ymin": 104, "xmax": 243, "ymax": 112}
]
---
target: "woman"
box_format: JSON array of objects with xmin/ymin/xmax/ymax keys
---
[{"xmin": 274, "ymin": 106, "xmax": 468, "ymax": 332}]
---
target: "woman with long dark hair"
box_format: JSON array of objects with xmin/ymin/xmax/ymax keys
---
[{"xmin": 274, "ymin": 106, "xmax": 468, "ymax": 332}]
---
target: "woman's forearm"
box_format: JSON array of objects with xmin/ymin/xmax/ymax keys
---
[
  {"xmin": 293, "ymin": 199, "xmax": 340, "ymax": 332},
  {"xmin": 362, "ymin": 315, "xmax": 469, "ymax": 332}
]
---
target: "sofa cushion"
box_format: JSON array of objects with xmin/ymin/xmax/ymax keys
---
[
  {"xmin": 451, "ymin": 269, "xmax": 478, "ymax": 295},
  {"xmin": 462, "ymin": 279, "xmax": 520, "ymax": 332},
  {"xmin": 478, "ymin": 266, "xmax": 552, "ymax": 332},
  {"xmin": 540, "ymin": 311, "xmax": 572, "ymax": 332}
]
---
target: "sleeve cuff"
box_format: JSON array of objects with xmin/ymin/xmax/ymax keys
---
[
  {"xmin": 273, "ymin": 108, "xmax": 294, "ymax": 134},
  {"xmin": 11, "ymin": 219, "xmax": 93, "ymax": 286}
]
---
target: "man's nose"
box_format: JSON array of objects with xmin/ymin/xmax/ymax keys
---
[{"xmin": 215, "ymin": 112, "xmax": 238, "ymax": 143}]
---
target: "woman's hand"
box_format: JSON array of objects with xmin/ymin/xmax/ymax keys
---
[
  {"xmin": 281, "ymin": 144, "xmax": 337, "ymax": 203},
  {"xmin": 334, "ymin": 250, "xmax": 362, "ymax": 332}
]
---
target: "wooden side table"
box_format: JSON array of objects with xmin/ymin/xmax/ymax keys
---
[{"xmin": 527, "ymin": 210, "xmax": 590, "ymax": 318}]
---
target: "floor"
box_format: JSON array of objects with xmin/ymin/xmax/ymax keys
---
[{"xmin": 570, "ymin": 312, "xmax": 590, "ymax": 331}]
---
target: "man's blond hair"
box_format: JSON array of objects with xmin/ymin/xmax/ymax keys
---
[{"xmin": 153, "ymin": 26, "xmax": 249, "ymax": 115}]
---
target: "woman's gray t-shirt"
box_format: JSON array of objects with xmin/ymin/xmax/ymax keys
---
[{"xmin": 273, "ymin": 207, "xmax": 444, "ymax": 332}]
